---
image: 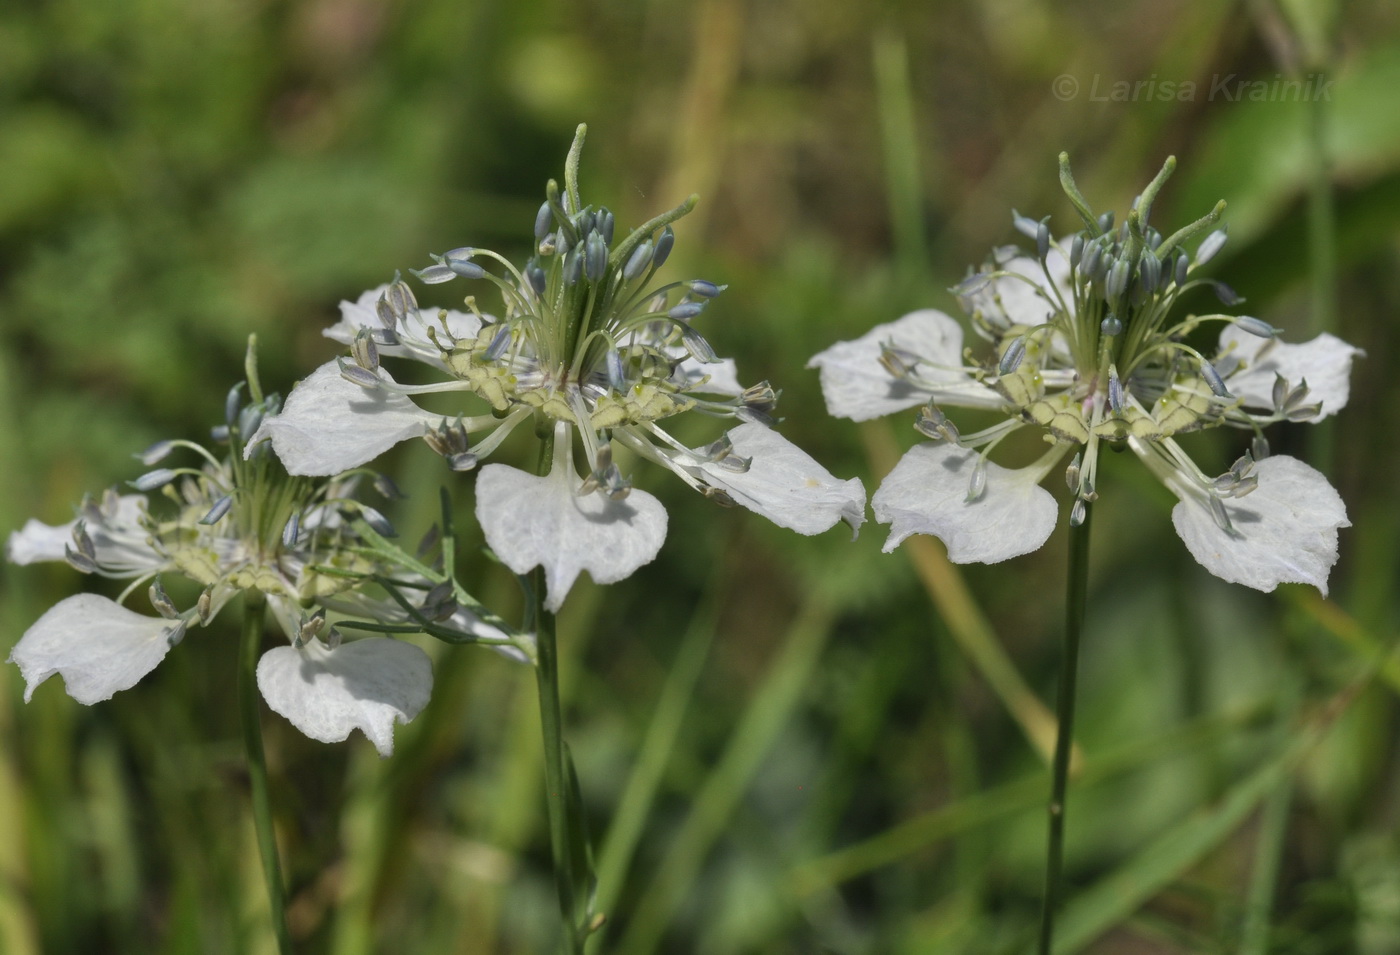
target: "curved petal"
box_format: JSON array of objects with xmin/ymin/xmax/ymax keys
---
[
  {"xmin": 961, "ymin": 250, "xmax": 1072, "ymax": 329},
  {"xmin": 696, "ymin": 423, "xmax": 866, "ymax": 536},
  {"xmin": 327, "ymin": 286, "xmax": 484, "ymax": 367},
  {"xmin": 8, "ymin": 594, "xmax": 181, "ymax": 704},
  {"xmin": 807, "ymin": 310, "xmax": 999, "ymax": 421},
  {"xmin": 7, "ymin": 495, "xmax": 158, "ymax": 573},
  {"xmin": 257, "ymin": 636, "xmax": 433, "ymax": 757},
  {"xmin": 1218, "ymin": 327, "xmax": 1363, "ymax": 421},
  {"xmin": 872, "ymin": 443, "xmax": 1058, "ymax": 562},
  {"xmin": 1169, "ymin": 454, "xmax": 1349, "ymax": 595},
  {"xmin": 246, "ymin": 360, "xmax": 441, "ymax": 475},
  {"xmin": 475, "ymin": 457, "xmax": 668, "ymax": 613}
]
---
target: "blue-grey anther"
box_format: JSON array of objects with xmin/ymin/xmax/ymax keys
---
[
  {"xmin": 447, "ymin": 452, "xmax": 477, "ymax": 471},
  {"xmin": 1211, "ymin": 281, "xmax": 1244, "ymax": 306},
  {"xmin": 585, "ymin": 231, "xmax": 608, "ymax": 282},
  {"xmin": 1035, "ymin": 219, "xmax": 1050, "ymax": 261},
  {"xmin": 1108, "ymin": 371, "xmax": 1125, "ymax": 413},
  {"xmin": 998, "ymin": 335, "xmax": 1027, "ymax": 375},
  {"xmin": 915, "ymin": 403, "xmax": 961, "ymax": 444},
  {"xmin": 448, "ymin": 258, "xmax": 485, "ymax": 280},
  {"xmin": 1065, "ymin": 452, "xmax": 1082, "ymax": 491},
  {"xmin": 1271, "ymin": 373, "xmax": 1289, "ymax": 412},
  {"xmin": 1100, "ymin": 314, "xmax": 1122, "ymax": 336},
  {"xmin": 564, "ymin": 242, "xmax": 584, "ymax": 285},
  {"xmin": 375, "ymin": 294, "xmax": 398, "ymax": 330},
  {"xmin": 339, "ymin": 361, "xmax": 382, "ymax": 390},
  {"xmin": 131, "ymin": 469, "xmax": 178, "ymax": 492},
  {"xmin": 605, "ymin": 348, "xmax": 625, "ymax": 391},
  {"xmin": 386, "ymin": 280, "xmax": 417, "ymax": 318},
  {"xmin": 681, "ymin": 327, "xmax": 718, "ymax": 363},
  {"xmin": 1097, "ymin": 210, "xmax": 1114, "ymax": 233},
  {"xmin": 688, "ymin": 280, "xmax": 725, "ymax": 299},
  {"xmin": 879, "ymin": 344, "xmax": 920, "ymax": 379},
  {"xmin": 965, "ymin": 457, "xmax": 988, "ymax": 503},
  {"xmin": 598, "ymin": 209, "xmax": 616, "ymax": 245},
  {"xmin": 412, "ymin": 263, "xmax": 456, "ymax": 284},
  {"xmin": 1012, "ymin": 209, "xmax": 1039, "ymax": 239},
  {"xmin": 526, "ymin": 261, "xmax": 547, "ymax": 295},
  {"xmin": 225, "ymin": 383, "xmax": 243, "ymax": 425},
  {"xmin": 534, "ymin": 201, "xmax": 554, "ymax": 241},
  {"xmin": 669, "ymin": 301, "xmax": 704, "ymax": 320},
  {"xmin": 282, "ymin": 512, "xmax": 301, "ymax": 548},
  {"xmin": 1106, "ymin": 257, "xmax": 1132, "ymax": 301},
  {"xmin": 1201, "ymin": 362, "xmax": 1231, "ymax": 398},
  {"xmin": 63, "ymin": 544, "xmax": 97, "ymax": 574},
  {"xmin": 71, "ymin": 522, "xmax": 96, "ymax": 561},
  {"xmin": 1252, "ymin": 435, "xmax": 1270, "ymax": 461},
  {"xmin": 352, "ymin": 328, "xmax": 379, "ymax": 370},
  {"xmin": 1070, "ymin": 498, "xmax": 1087, "ymax": 527},
  {"xmin": 149, "ymin": 578, "xmax": 179, "ymax": 619},
  {"xmin": 1081, "ymin": 240, "xmax": 1103, "ymax": 280},
  {"xmin": 1174, "ymin": 252, "xmax": 1189, "ymax": 288},
  {"xmin": 483, "ymin": 324, "xmax": 512, "ymax": 361},
  {"xmin": 199, "ymin": 494, "xmax": 233, "ymax": 526},
  {"xmin": 1195, "ymin": 227, "xmax": 1227, "ymax": 265},
  {"xmin": 1235, "ymin": 316, "xmax": 1276, "ymax": 338},
  {"xmin": 1138, "ymin": 250, "xmax": 1160, "ymax": 292},
  {"xmin": 165, "ymin": 620, "xmax": 189, "ymax": 649},
  {"xmin": 653, "ymin": 226, "xmax": 675, "ymax": 269},
  {"xmin": 138, "ymin": 439, "xmax": 176, "ymax": 466},
  {"xmin": 1070, "ymin": 234, "xmax": 1084, "ymax": 270},
  {"xmin": 359, "ymin": 506, "xmax": 396, "ymax": 538},
  {"xmin": 373, "ymin": 473, "xmax": 404, "ymax": 500},
  {"xmin": 624, "ymin": 240, "xmax": 654, "ymax": 280},
  {"xmin": 950, "ymin": 272, "xmax": 992, "ymax": 296}
]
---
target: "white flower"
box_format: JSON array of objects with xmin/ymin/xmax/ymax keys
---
[
  {"xmin": 6, "ymin": 392, "xmax": 445, "ymax": 755},
  {"xmin": 811, "ymin": 157, "xmax": 1358, "ymax": 593},
  {"xmin": 251, "ymin": 130, "xmax": 865, "ymax": 610}
]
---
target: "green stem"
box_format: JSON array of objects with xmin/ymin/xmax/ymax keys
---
[
  {"xmin": 239, "ymin": 592, "xmax": 293, "ymax": 955},
  {"xmin": 1038, "ymin": 506, "xmax": 1093, "ymax": 955},
  {"xmin": 534, "ymin": 590, "xmax": 583, "ymax": 953},
  {"xmin": 528, "ymin": 425, "xmax": 586, "ymax": 954}
]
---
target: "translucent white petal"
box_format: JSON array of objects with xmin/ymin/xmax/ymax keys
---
[
  {"xmin": 8, "ymin": 594, "xmax": 180, "ymax": 704},
  {"xmin": 696, "ymin": 423, "xmax": 867, "ymax": 536},
  {"xmin": 676, "ymin": 355, "xmax": 743, "ymax": 396},
  {"xmin": 962, "ymin": 250, "xmax": 1073, "ymax": 328},
  {"xmin": 1168, "ymin": 455, "xmax": 1349, "ymax": 595},
  {"xmin": 1219, "ymin": 327, "xmax": 1363, "ymax": 421},
  {"xmin": 7, "ymin": 495, "xmax": 158, "ymax": 572},
  {"xmin": 872, "ymin": 443, "xmax": 1058, "ymax": 562},
  {"xmin": 326, "ymin": 286, "xmax": 484, "ymax": 367},
  {"xmin": 475, "ymin": 460, "xmax": 668, "ymax": 613},
  {"xmin": 246, "ymin": 360, "xmax": 440, "ymax": 475},
  {"xmin": 256, "ymin": 636, "xmax": 433, "ymax": 757},
  {"xmin": 807, "ymin": 309, "xmax": 1000, "ymax": 421}
]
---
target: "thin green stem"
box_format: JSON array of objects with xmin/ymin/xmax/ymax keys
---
[
  {"xmin": 528, "ymin": 425, "xmax": 587, "ymax": 954},
  {"xmin": 239, "ymin": 592, "xmax": 293, "ymax": 955},
  {"xmin": 1038, "ymin": 506, "xmax": 1093, "ymax": 955}
]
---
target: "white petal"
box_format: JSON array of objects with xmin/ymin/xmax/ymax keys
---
[
  {"xmin": 7, "ymin": 495, "xmax": 157, "ymax": 571},
  {"xmin": 807, "ymin": 310, "xmax": 1000, "ymax": 421},
  {"xmin": 963, "ymin": 251, "xmax": 1072, "ymax": 328},
  {"xmin": 256, "ymin": 636, "xmax": 433, "ymax": 757},
  {"xmin": 1219, "ymin": 327, "xmax": 1363, "ymax": 420},
  {"xmin": 475, "ymin": 461, "xmax": 668, "ymax": 613},
  {"xmin": 326, "ymin": 286, "xmax": 484, "ymax": 366},
  {"xmin": 8, "ymin": 594, "xmax": 180, "ymax": 704},
  {"xmin": 247, "ymin": 360, "xmax": 440, "ymax": 475},
  {"xmin": 676, "ymin": 355, "xmax": 744, "ymax": 396},
  {"xmin": 872, "ymin": 443, "xmax": 1058, "ymax": 562},
  {"xmin": 1168, "ymin": 454, "xmax": 1349, "ymax": 595},
  {"xmin": 696, "ymin": 423, "xmax": 867, "ymax": 536}
]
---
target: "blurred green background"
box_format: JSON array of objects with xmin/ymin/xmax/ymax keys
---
[{"xmin": 3, "ymin": 0, "xmax": 1399, "ymax": 952}]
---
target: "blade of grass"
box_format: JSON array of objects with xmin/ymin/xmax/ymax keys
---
[{"xmin": 615, "ymin": 595, "xmax": 837, "ymax": 955}]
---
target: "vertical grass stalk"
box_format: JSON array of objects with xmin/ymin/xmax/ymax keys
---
[
  {"xmin": 239, "ymin": 591, "xmax": 293, "ymax": 955},
  {"xmin": 1038, "ymin": 507, "xmax": 1093, "ymax": 955}
]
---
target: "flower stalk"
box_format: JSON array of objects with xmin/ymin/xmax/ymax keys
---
[
  {"xmin": 1038, "ymin": 505, "xmax": 1093, "ymax": 955},
  {"xmin": 239, "ymin": 590, "xmax": 294, "ymax": 955}
]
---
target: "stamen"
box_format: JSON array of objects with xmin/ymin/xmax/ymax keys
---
[{"xmin": 198, "ymin": 494, "xmax": 233, "ymax": 525}]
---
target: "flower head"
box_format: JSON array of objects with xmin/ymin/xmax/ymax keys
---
[
  {"xmin": 6, "ymin": 366, "xmax": 456, "ymax": 755},
  {"xmin": 252, "ymin": 125, "xmax": 865, "ymax": 610},
  {"xmin": 810, "ymin": 155, "xmax": 1359, "ymax": 593}
]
